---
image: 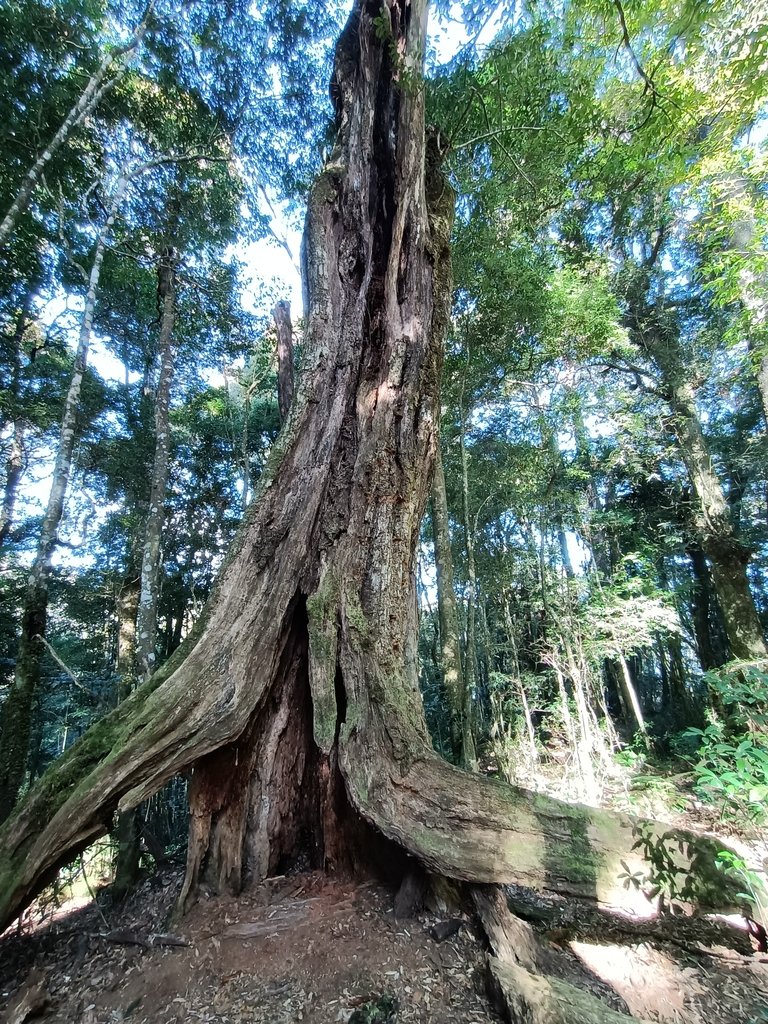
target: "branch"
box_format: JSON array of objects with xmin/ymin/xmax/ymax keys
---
[
  {"xmin": 258, "ymin": 184, "xmax": 301, "ymax": 275},
  {"xmin": 612, "ymin": 0, "xmax": 658, "ymax": 99},
  {"xmin": 33, "ymin": 635, "xmax": 95, "ymax": 698},
  {"xmin": 596, "ymin": 357, "xmax": 663, "ymax": 397},
  {"xmin": 453, "ymin": 125, "xmax": 554, "ymax": 152},
  {"xmin": 0, "ymin": 0, "xmax": 155, "ymax": 249}
]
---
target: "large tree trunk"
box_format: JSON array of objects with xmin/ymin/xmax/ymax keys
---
[
  {"xmin": 669, "ymin": 380, "xmax": 767, "ymax": 661},
  {"xmin": 0, "ymin": 0, "xmax": 738, "ymax": 932},
  {"xmin": 685, "ymin": 540, "xmax": 728, "ymax": 671}
]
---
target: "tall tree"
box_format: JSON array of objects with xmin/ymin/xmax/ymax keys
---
[
  {"xmin": 134, "ymin": 244, "xmax": 178, "ymax": 684},
  {"xmin": 0, "ymin": 167, "xmax": 133, "ymax": 821},
  {"xmin": 0, "ymin": 4, "xmax": 152, "ymax": 251},
  {"xmin": 430, "ymin": 439, "xmax": 465, "ymax": 759}
]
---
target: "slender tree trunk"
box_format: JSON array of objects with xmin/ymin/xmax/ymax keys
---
[
  {"xmin": 134, "ymin": 248, "xmax": 177, "ymax": 684},
  {"xmin": 751, "ymin": 341, "xmax": 768, "ymax": 429},
  {"xmin": 0, "ymin": 11, "xmax": 150, "ymax": 251},
  {"xmin": 0, "ymin": 421, "xmax": 25, "ymax": 552},
  {"xmin": 500, "ymin": 596, "xmax": 538, "ymax": 767},
  {"xmin": 115, "ymin": 245, "xmax": 178, "ymax": 896},
  {"xmin": 0, "ymin": 0, "xmax": 738, "ymax": 933},
  {"xmin": 113, "ymin": 573, "xmax": 141, "ymax": 898},
  {"xmin": 274, "ymin": 300, "xmax": 294, "ymax": 423},
  {"xmin": 459, "ymin": 414, "xmax": 479, "ymax": 769},
  {"xmin": 241, "ymin": 386, "xmax": 250, "ymax": 513},
  {"xmin": 431, "ymin": 439, "xmax": 464, "ymax": 758},
  {"xmin": 0, "ymin": 292, "xmax": 35, "ymax": 553},
  {"xmin": 616, "ymin": 652, "xmax": 647, "ymax": 737},
  {"xmin": 117, "ymin": 578, "xmax": 140, "ymax": 702},
  {"xmin": 0, "ymin": 175, "xmax": 130, "ymax": 823}
]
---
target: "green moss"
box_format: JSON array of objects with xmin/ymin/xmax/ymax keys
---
[
  {"xmin": 343, "ymin": 590, "xmax": 371, "ymax": 650},
  {"xmin": 311, "ymin": 165, "xmax": 343, "ymax": 206},
  {"xmin": 307, "ymin": 572, "xmax": 342, "ymax": 751},
  {"xmin": 307, "ymin": 572, "xmax": 340, "ymax": 646}
]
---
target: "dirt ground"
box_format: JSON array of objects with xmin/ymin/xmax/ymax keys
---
[{"xmin": 1, "ymin": 867, "xmax": 767, "ymax": 1024}]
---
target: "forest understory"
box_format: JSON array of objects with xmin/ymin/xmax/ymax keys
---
[
  {"xmin": 1, "ymin": 828, "xmax": 767, "ymax": 1024},
  {"xmin": 1, "ymin": 742, "xmax": 768, "ymax": 1024}
]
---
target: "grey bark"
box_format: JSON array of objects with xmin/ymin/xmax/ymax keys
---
[
  {"xmin": 628, "ymin": 222, "xmax": 766, "ymax": 662},
  {"xmin": 117, "ymin": 577, "xmax": 140, "ymax": 701},
  {"xmin": 459, "ymin": 414, "xmax": 479, "ymax": 769},
  {"xmin": 134, "ymin": 248, "xmax": 177, "ymax": 684},
  {"xmin": 431, "ymin": 439, "xmax": 464, "ymax": 757},
  {"xmin": 0, "ymin": 293, "xmax": 34, "ymax": 553},
  {"xmin": 274, "ymin": 300, "xmax": 294, "ymax": 423},
  {"xmin": 669, "ymin": 377, "xmax": 766, "ymax": 660},
  {"xmin": 716, "ymin": 173, "xmax": 768, "ymax": 425},
  {"xmin": 0, "ymin": 421, "xmax": 25, "ymax": 553}
]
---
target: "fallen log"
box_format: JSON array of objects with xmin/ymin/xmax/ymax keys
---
[{"xmin": 486, "ymin": 956, "xmax": 652, "ymax": 1024}]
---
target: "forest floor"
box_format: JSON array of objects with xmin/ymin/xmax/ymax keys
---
[{"xmin": 1, "ymin": 857, "xmax": 767, "ymax": 1024}]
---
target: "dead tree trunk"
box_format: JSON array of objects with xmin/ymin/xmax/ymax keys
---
[
  {"xmin": 0, "ymin": 0, "xmax": 739, "ymax": 931},
  {"xmin": 274, "ymin": 300, "xmax": 294, "ymax": 423}
]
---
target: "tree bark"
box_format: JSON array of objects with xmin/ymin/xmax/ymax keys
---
[
  {"xmin": 459, "ymin": 413, "xmax": 479, "ymax": 769},
  {"xmin": 715, "ymin": 172, "xmax": 768, "ymax": 427},
  {"xmin": 487, "ymin": 957, "xmax": 649, "ymax": 1024},
  {"xmin": 274, "ymin": 300, "xmax": 294, "ymax": 423},
  {"xmin": 134, "ymin": 248, "xmax": 177, "ymax": 684},
  {"xmin": 0, "ymin": 291, "xmax": 35, "ymax": 554},
  {"xmin": 0, "ymin": 0, "xmax": 740, "ymax": 932},
  {"xmin": 0, "ymin": 175, "xmax": 131, "ymax": 823},
  {"xmin": 630, "ymin": 251, "xmax": 766, "ymax": 662},
  {"xmin": 669, "ymin": 380, "xmax": 766, "ymax": 661},
  {"xmin": 117, "ymin": 576, "xmax": 140, "ymax": 701},
  {"xmin": 685, "ymin": 540, "xmax": 729, "ymax": 670},
  {"xmin": 431, "ymin": 439, "xmax": 464, "ymax": 758},
  {"xmin": 0, "ymin": 420, "xmax": 25, "ymax": 552},
  {"xmin": 116, "ymin": 245, "xmax": 177, "ymax": 895}
]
